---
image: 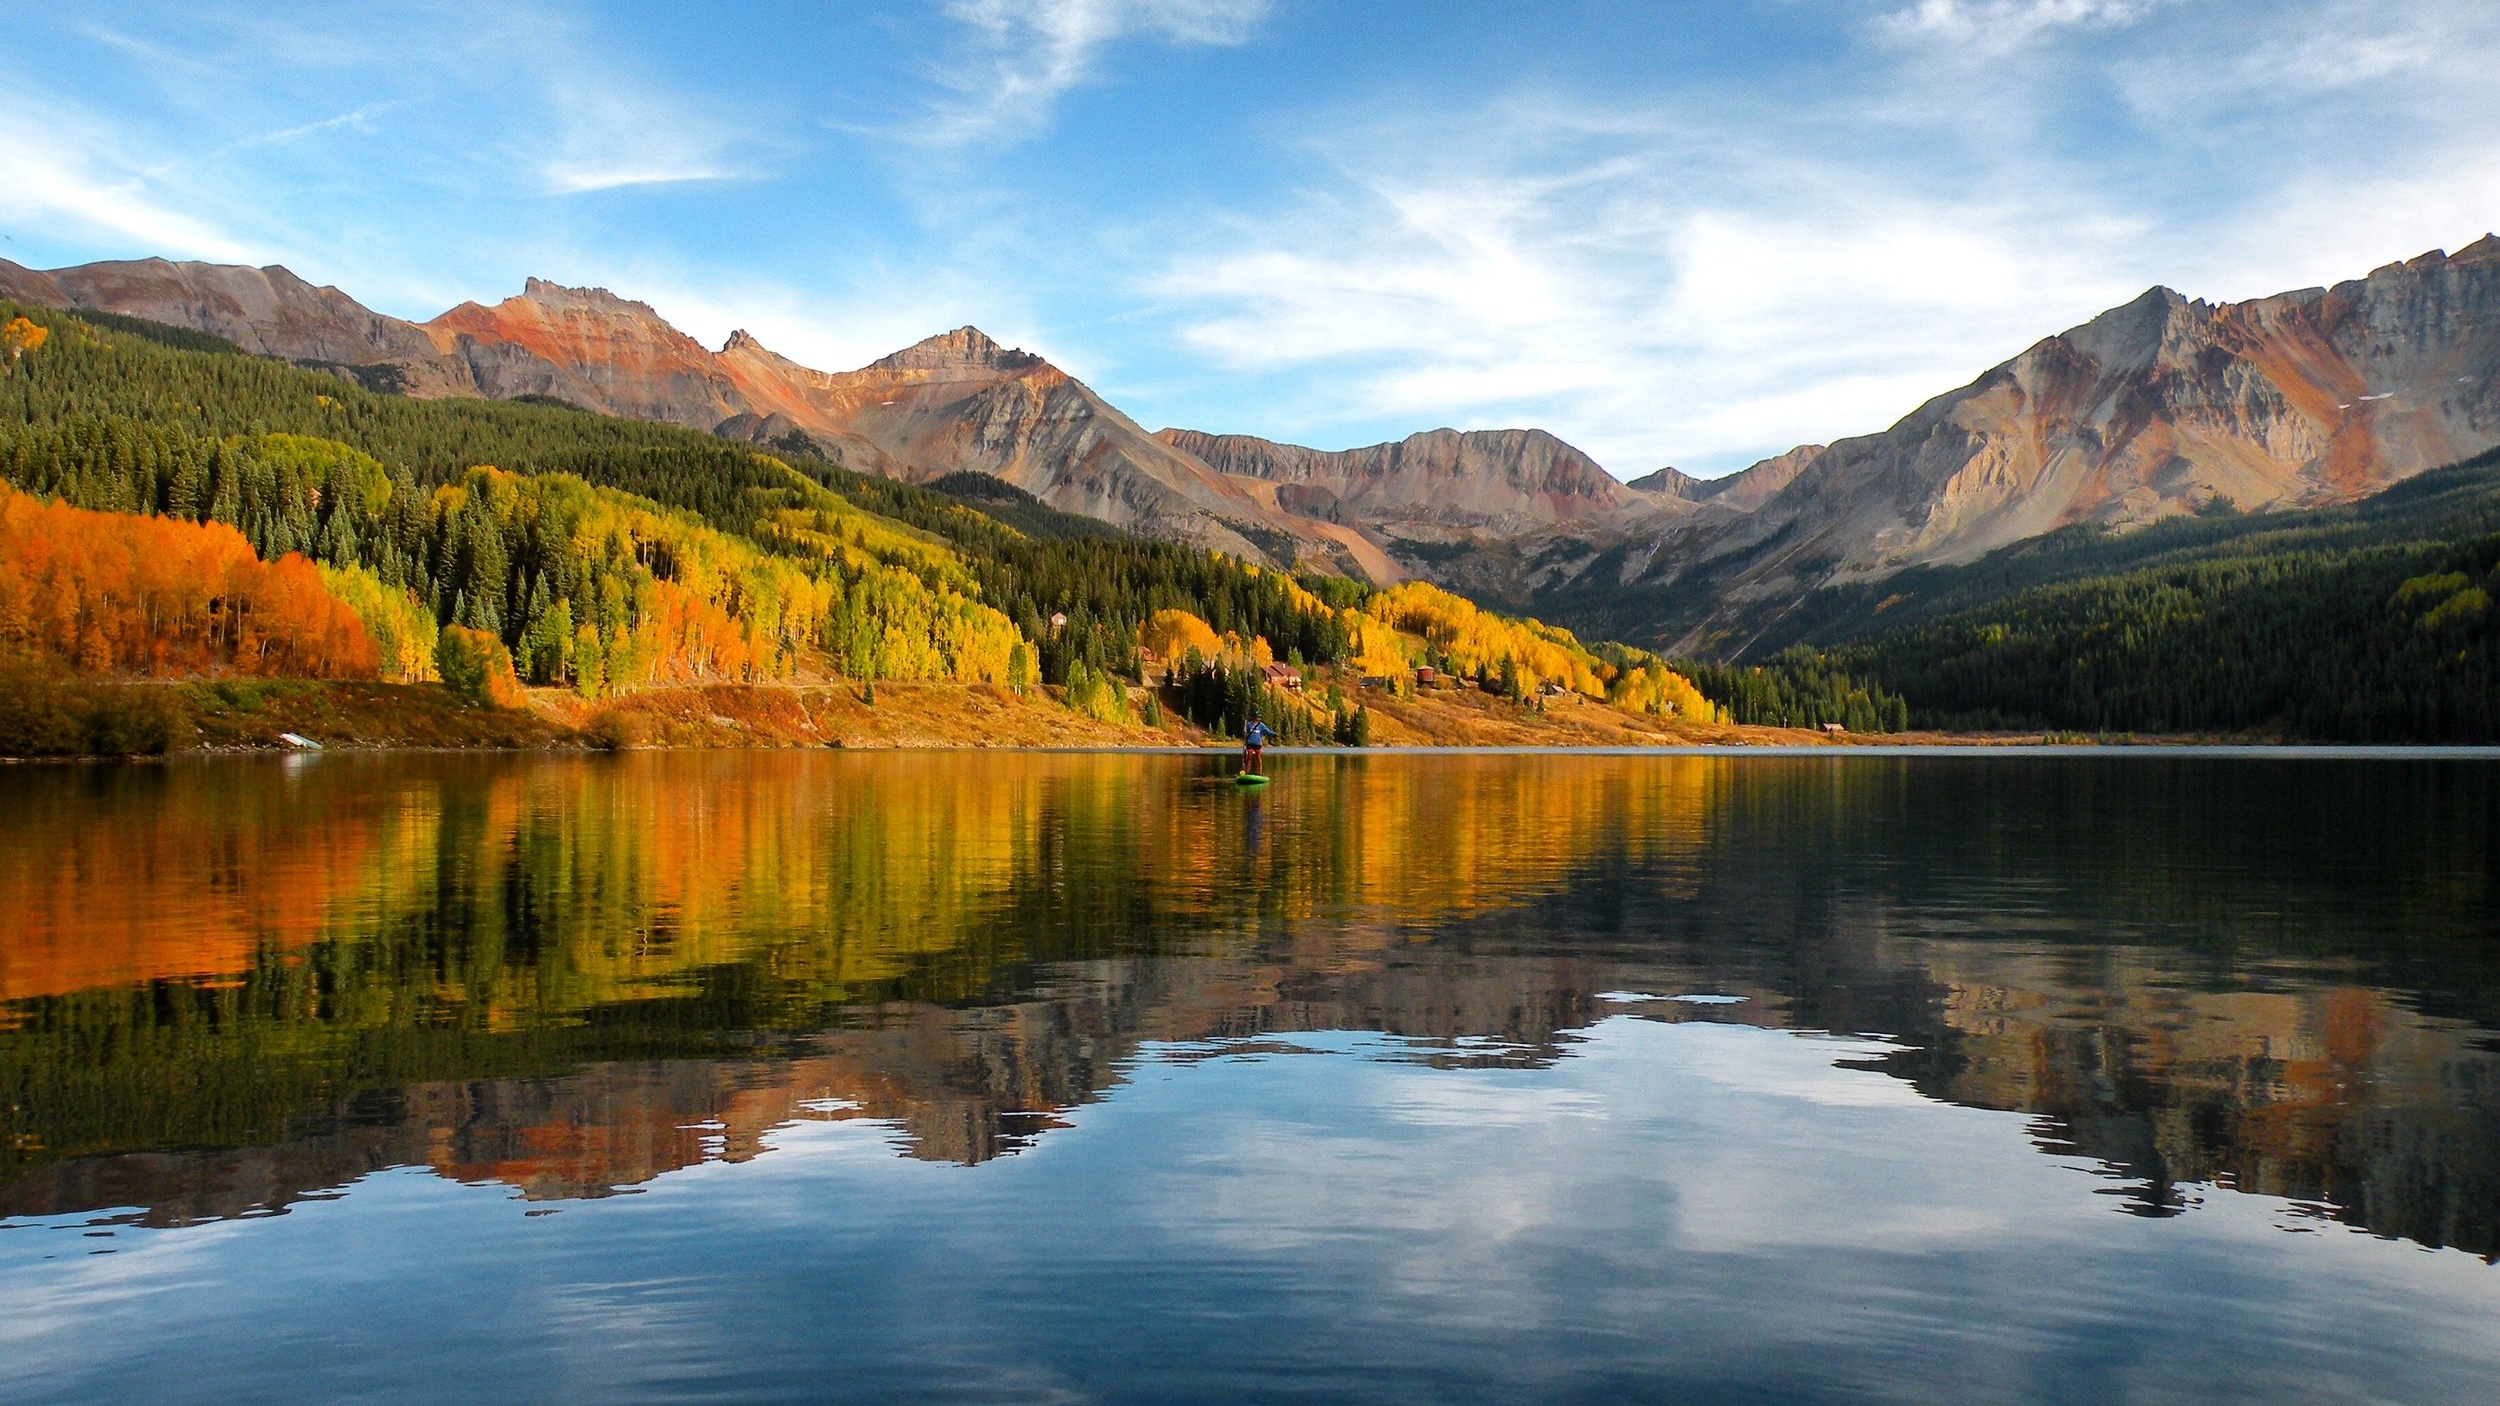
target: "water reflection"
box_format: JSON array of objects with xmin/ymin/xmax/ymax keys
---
[{"xmin": 1, "ymin": 751, "xmax": 2496, "ymax": 1268}]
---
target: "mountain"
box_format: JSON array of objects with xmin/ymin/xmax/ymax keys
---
[
  {"xmin": 1624, "ymin": 465, "xmax": 1703, "ymax": 499},
  {"xmin": 1565, "ymin": 238, "xmax": 2500, "ymax": 652},
  {"xmin": 1626, "ymin": 449, "xmax": 1818, "ymax": 511},
  {"xmin": 1157, "ymin": 425, "xmax": 1685, "ymax": 600},
  {"xmin": 0, "ymin": 258, "xmax": 1370, "ymax": 573},
  {"xmin": 1158, "ymin": 425, "xmax": 1651, "ymax": 533},
  {"xmin": 722, "ymin": 326, "xmax": 1396, "ymax": 577},
  {"xmin": 13, "ymin": 237, "xmax": 2499, "ymax": 651},
  {"xmin": 1790, "ymin": 445, "xmax": 2500, "ymax": 740}
]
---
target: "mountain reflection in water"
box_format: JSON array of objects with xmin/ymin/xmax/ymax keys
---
[{"xmin": 2, "ymin": 752, "xmax": 2497, "ymax": 1403}]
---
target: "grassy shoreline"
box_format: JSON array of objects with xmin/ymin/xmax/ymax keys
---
[{"xmin": 0, "ymin": 676, "xmax": 2307, "ymax": 760}]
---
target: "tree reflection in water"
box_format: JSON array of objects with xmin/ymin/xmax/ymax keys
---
[{"xmin": 1, "ymin": 751, "xmax": 2495, "ymax": 1259}]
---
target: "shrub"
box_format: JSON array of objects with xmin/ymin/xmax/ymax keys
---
[
  {"xmin": 582, "ymin": 708, "xmax": 648, "ymax": 750},
  {"xmin": 0, "ymin": 664, "xmax": 181, "ymax": 756}
]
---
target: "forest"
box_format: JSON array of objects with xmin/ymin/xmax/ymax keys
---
[{"xmin": 0, "ymin": 300, "xmax": 1750, "ymax": 746}]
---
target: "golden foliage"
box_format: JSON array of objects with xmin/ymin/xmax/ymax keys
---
[
  {"xmin": 435, "ymin": 468, "xmax": 1023, "ymax": 691},
  {"xmin": 1, "ymin": 316, "xmax": 48, "ymax": 363},
  {"xmin": 1362, "ymin": 581, "xmax": 1605, "ymax": 695},
  {"xmin": 1343, "ymin": 611, "xmax": 1413, "ymax": 679},
  {"xmin": 1607, "ymin": 661, "xmax": 1725, "ymax": 723},
  {"xmin": 1140, "ymin": 608, "xmax": 1223, "ymax": 664},
  {"xmin": 320, "ymin": 563, "xmax": 438, "ymax": 682}
]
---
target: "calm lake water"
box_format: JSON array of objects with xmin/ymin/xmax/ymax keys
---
[{"xmin": 2, "ymin": 750, "xmax": 2497, "ymax": 1404}]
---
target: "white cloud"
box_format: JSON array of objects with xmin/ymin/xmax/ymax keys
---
[
  {"xmin": 1876, "ymin": 0, "xmax": 2173, "ymax": 53},
  {"xmin": 1147, "ymin": 107, "xmax": 2147, "ymax": 473},
  {"xmin": 1141, "ymin": 0, "xmax": 2500, "ymax": 476},
  {"xmin": 222, "ymin": 103, "xmax": 404, "ymax": 153},
  {"xmin": 0, "ymin": 98, "xmax": 255, "ymax": 262},
  {"xmin": 537, "ymin": 78, "xmax": 747, "ymax": 195},
  {"xmin": 920, "ymin": 0, "xmax": 1270, "ymax": 143}
]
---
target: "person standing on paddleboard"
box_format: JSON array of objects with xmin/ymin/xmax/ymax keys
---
[{"xmin": 1242, "ymin": 716, "xmax": 1271, "ymax": 776}]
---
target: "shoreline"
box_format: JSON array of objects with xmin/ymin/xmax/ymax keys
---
[
  {"xmin": 20, "ymin": 740, "xmax": 2500, "ymax": 766},
  {"xmin": 6, "ymin": 676, "xmax": 2488, "ymax": 761}
]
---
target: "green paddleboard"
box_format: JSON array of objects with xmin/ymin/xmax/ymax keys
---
[{"xmin": 1235, "ymin": 773, "xmax": 1270, "ymax": 786}]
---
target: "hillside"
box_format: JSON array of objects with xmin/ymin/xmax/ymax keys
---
[
  {"xmin": 0, "ymin": 301, "xmax": 1775, "ymax": 755},
  {"xmin": 1744, "ymin": 447, "xmax": 2500, "ymax": 740},
  {"xmin": 1557, "ymin": 238, "xmax": 2500, "ymax": 654},
  {"xmin": 0, "ymin": 260, "xmax": 1372, "ymax": 573},
  {"xmin": 15, "ymin": 239, "xmax": 2498, "ymax": 653}
]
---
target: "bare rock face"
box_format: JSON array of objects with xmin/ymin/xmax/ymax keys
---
[
  {"xmin": 1615, "ymin": 237, "xmax": 2500, "ymax": 649},
  {"xmin": 773, "ymin": 327, "xmax": 1383, "ymax": 572},
  {"xmin": 423, "ymin": 280, "xmax": 750, "ymax": 428},
  {"xmin": 1151, "ymin": 425, "xmax": 1684, "ymax": 604},
  {"xmin": 1701, "ymin": 446, "xmax": 1823, "ymax": 512},
  {"xmin": 1625, "ymin": 466, "xmax": 1702, "ymax": 499},
  {"xmin": 1160, "ymin": 426, "xmax": 1646, "ymax": 536},
  {"xmin": 1624, "ymin": 450, "xmax": 1817, "ymax": 511}
]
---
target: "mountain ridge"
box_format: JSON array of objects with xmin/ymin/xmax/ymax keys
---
[
  {"xmin": 9, "ymin": 236, "xmax": 2498, "ymax": 653},
  {"xmin": 1576, "ymin": 236, "xmax": 2500, "ymax": 651}
]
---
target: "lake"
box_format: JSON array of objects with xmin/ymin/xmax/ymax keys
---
[{"xmin": 2, "ymin": 750, "xmax": 2496, "ymax": 1404}]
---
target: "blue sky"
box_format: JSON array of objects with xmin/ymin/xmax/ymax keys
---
[{"xmin": 6, "ymin": 1, "xmax": 2498, "ymax": 475}]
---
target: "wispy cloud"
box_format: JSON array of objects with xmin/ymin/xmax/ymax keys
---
[
  {"xmin": 1147, "ymin": 103, "xmax": 2145, "ymax": 472},
  {"xmin": 1141, "ymin": 0, "xmax": 2500, "ymax": 474},
  {"xmin": 220, "ymin": 102, "xmax": 405, "ymax": 154},
  {"xmin": 918, "ymin": 0, "xmax": 1270, "ymax": 143},
  {"xmin": 0, "ymin": 97, "xmax": 255, "ymax": 261},
  {"xmin": 1875, "ymin": 0, "xmax": 2173, "ymax": 53},
  {"xmin": 536, "ymin": 74, "xmax": 750, "ymax": 195}
]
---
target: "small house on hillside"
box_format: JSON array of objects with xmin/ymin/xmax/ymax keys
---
[
  {"xmin": 1048, "ymin": 611, "xmax": 1069, "ymax": 635},
  {"xmin": 1413, "ymin": 665, "xmax": 1438, "ymax": 687},
  {"xmin": 1821, "ymin": 722, "xmax": 1846, "ymax": 734},
  {"xmin": 1262, "ymin": 662, "xmax": 1304, "ymax": 691}
]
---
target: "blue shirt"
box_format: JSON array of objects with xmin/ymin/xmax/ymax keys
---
[{"xmin": 1244, "ymin": 722, "xmax": 1271, "ymax": 747}]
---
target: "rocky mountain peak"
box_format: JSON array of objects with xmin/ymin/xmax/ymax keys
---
[
  {"xmin": 866, "ymin": 326, "xmax": 1040, "ymax": 374},
  {"xmin": 1626, "ymin": 466, "xmax": 1700, "ymax": 497},
  {"xmin": 2058, "ymin": 284, "xmax": 2206, "ymax": 373},
  {"xmin": 507, "ymin": 278, "xmax": 676, "ymax": 326}
]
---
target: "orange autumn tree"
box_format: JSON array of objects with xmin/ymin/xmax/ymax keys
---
[
  {"xmin": 0, "ymin": 487, "xmax": 376, "ymax": 678},
  {"xmin": 2, "ymin": 316, "xmax": 48, "ymax": 364}
]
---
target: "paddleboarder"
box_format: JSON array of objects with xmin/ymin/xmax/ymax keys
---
[{"xmin": 1242, "ymin": 715, "xmax": 1271, "ymax": 777}]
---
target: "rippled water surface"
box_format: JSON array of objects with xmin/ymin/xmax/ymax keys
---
[{"xmin": 3, "ymin": 751, "xmax": 2497, "ymax": 1404}]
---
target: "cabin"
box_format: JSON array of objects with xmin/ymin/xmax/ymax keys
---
[
  {"xmin": 1413, "ymin": 666, "xmax": 1438, "ymax": 687},
  {"xmin": 1048, "ymin": 611, "xmax": 1069, "ymax": 635},
  {"xmin": 1821, "ymin": 722, "xmax": 1846, "ymax": 734},
  {"xmin": 1262, "ymin": 662, "xmax": 1304, "ymax": 692}
]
